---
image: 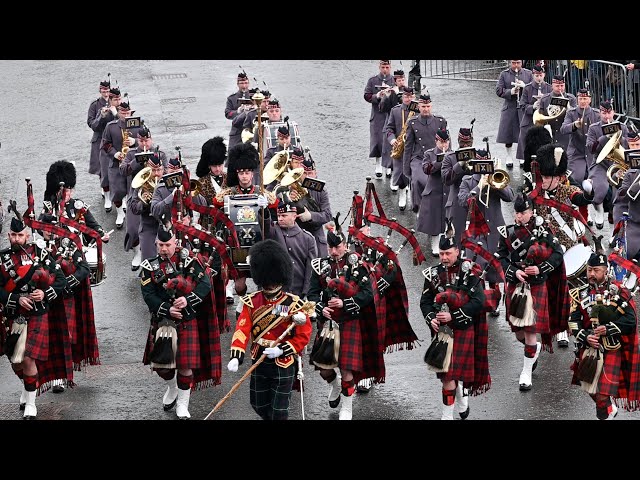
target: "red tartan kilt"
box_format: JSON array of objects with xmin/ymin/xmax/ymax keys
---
[
  {"xmin": 505, "ymin": 282, "xmax": 549, "ymax": 334},
  {"xmin": 63, "ymin": 297, "xmax": 76, "ymax": 344},
  {"xmin": 143, "ymin": 318, "xmax": 201, "ymax": 370},
  {"xmin": 13, "ymin": 314, "xmax": 50, "ymax": 361},
  {"xmin": 571, "ymin": 346, "xmax": 623, "ymax": 396},
  {"xmin": 437, "ymin": 324, "xmax": 475, "ymax": 384},
  {"xmin": 317, "ymin": 316, "xmax": 363, "ymax": 373}
]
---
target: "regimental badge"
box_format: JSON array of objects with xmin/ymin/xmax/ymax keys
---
[
  {"xmin": 36, "ymin": 239, "xmax": 46, "ymax": 250},
  {"xmin": 237, "ymin": 206, "xmax": 257, "ymax": 223},
  {"xmin": 347, "ymin": 253, "xmax": 358, "ymax": 266},
  {"xmin": 9, "ymin": 270, "xmax": 16, "ymax": 278},
  {"xmin": 45, "ymin": 259, "xmax": 51, "ymax": 266},
  {"xmin": 189, "ymin": 267, "xmax": 195, "ymax": 274},
  {"xmin": 165, "ymin": 264, "xmax": 174, "ymax": 274},
  {"xmin": 438, "ymin": 286, "xmax": 445, "ymax": 292},
  {"xmin": 21, "ymin": 255, "xmax": 32, "ymax": 266},
  {"xmin": 20, "ymin": 285, "xmax": 28, "ymax": 292}
]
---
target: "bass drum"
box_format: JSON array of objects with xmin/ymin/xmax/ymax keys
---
[
  {"xmin": 563, "ymin": 243, "xmax": 592, "ymax": 289},
  {"xmin": 84, "ymin": 246, "xmax": 107, "ymax": 286},
  {"xmin": 224, "ymin": 194, "xmax": 263, "ymax": 272}
]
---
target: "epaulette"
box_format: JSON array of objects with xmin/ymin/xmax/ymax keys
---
[
  {"xmin": 434, "ymin": 115, "xmax": 445, "ymax": 121},
  {"xmin": 0, "ymin": 247, "xmax": 11, "ymax": 256},
  {"xmin": 311, "ymin": 258, "xmax": 322, "ymax": 275},
  {"xmin": 106, "ymin": 119, "xmax": 118, "ymax": 127},
  {"xmin": 240, "ymin": 291, "xmax": 260, "ymax": 308},
  {"xmin": 497, "ymin": 225, "xmax": 515, "ymax": 239},
  {"xmin": 183, "ymin": 255, "xmax": 203, "ymax": 270},
  {"xmin": 569, "ymin": 284, "xmax": 589, "ymax": 303}
]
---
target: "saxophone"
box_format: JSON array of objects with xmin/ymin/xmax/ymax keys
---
[
  {"xmin": 390, "ymin": 110, "xmax": 415, "ymax": 160},
  {"xmin": 121, "ymin": 128, "xmax": 130, "ymax": 157}
]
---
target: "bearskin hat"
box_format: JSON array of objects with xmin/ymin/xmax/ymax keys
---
[
  {"xmin": 536, "ymin": 143, "xmax": 568, "ymax": 177},
  {"xmin": 249, "ymin": 239, "xmax": 292, "ymax": 288},
  {"xmin": 196, "ymin": 136, "xmax": 227, "ymax": 177},
  {"xmin": 226, "ymin": 143, "xmax": 259, "ymax": 187},
  {"xmin": 523, "ymin": 126, "xmax": 553, "ymax": 173},
  {"xmin": 44, "ymin": 160, "xmax": 76, "ymax": 202}
]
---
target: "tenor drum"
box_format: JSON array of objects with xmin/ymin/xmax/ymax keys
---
[
  {"xmin": 224, "ymin": 194, "xmax": 263, "ymax": 271},
  {"xmin": 84, "ymin": 246, "xmax": 107, "ymax": 286},
  {"xmin": 563, "ymin": 243, "xmax": 592, "ymax": 289},
  {"xmin": 262, "ymin": 121, "xmax": 301, "ymax": 151}
]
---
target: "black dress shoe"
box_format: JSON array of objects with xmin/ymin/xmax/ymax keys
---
[
  {"xmin": 329, "ymin": 396, "xmax": 341, "ymax": 408},
  {"xmin": 226, "ymin": 296, "xmax": 234, "ymax": 305},
  {"xmin": 459, "ymin": 406, "xmax": 470, "ymax": 420},
  {"xmin": 131, "ymin": 265, "xmax": 140, "ymax": 272},
  {"xmin": 52, "ymin": 385, "xmax": 65, "ymax": 394},
  {"xmin": 519, "ymin": 383, "xmax": 532, "ymax": 391},
  {"xmin": 587, "ymin": 220, "xmax": 594, "ymax": 226},
  {"xmin": 23, "ymin": 415, "xmax": 36, "ymax": 420},
  {"xmin": 596, "ymin": 223, "xmax": 604, "ymax": 230},
  {"xmin": 557, "ymin": 339, "xmax": 569, "ymax": 348},
  {"xmin": 19, "ymin": 403, "xmax": 25, "ymax": 411},
  {"xmin": 489, "ymin": 310, "xmax": 500, "ymax": 317},
  {"xmin": 163, "ymin": 398, "xmax": 177, "ymax": 411}
]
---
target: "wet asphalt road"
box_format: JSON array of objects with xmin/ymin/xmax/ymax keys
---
[{"xmin": 0, "ymin": 60, "xmax": 636, "ymax": 420}]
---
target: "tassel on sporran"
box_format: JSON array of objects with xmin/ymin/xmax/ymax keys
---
[
  {"xmin": 509, "ymin": 282, "xmax": 536, "ymax": 327},
  {"xmin": 150, "ymin": 321, "xmax": 178, "ymax": 369},
  {"xmin": 577, "ymin": 346, "xmax": 604, "ymax": 393},
  {"xmin": 310, "ymin": 319, "xmax": 340, "ymax": 370},
  {"xmin": 6, "ymin": 320, "xmax": 28, "ymax": 364},
  {"xmin": 424, "ymin": 324, "xmax": 453, "ymax": 373}
]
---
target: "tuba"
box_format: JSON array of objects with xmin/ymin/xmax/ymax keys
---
[
  {"xmin": 597, "ymin": 130, "xmax": 627, "ymax": 188},
  {"xmin": 132, "ymin": 167, "xmax": 158, "ymax": 205},
  {"xmin": 390, "ymin": 109, "xmax": 416, "ymax": 160}
]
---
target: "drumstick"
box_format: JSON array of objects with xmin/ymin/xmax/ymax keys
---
[{"xmin": 105, "ymin": 229, "xmax": 114, "ymax": 236}]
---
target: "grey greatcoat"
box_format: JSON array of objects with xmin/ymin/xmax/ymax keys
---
[
  {"xmin": 129, "ymin": 187, "xmax": 160, "ymax": 260},
  {"xmin": 364, "ymin": 73, "xmax": 395, "ymax": 158},
  {"xmin": 559, "ymin": 106, "xmax": 600, "ymax": 182},
  {"xmin": 150, "ymin": 180, "xmax": 206, "ymax": 224},
  {"xmin": 296, "ymin": 187, "xmax": 332, "ymax": 257},
  {"xmin": 225, "ymin": 90, "xmax": 249, "ymax": 149},
  {"xmin": 267, "ymin": 222, "xmax": 318, "ymax": 297},
  {"xmin": 458, "ymin": 174, "xmax": 515, "ymax": 284},
  {"xmin": 441, "ymin": 150, "xmax": 469, "ymax": 245},
  {"xmin": 379, "ymin": 90, "xmax": 401, "ymax": 169},
  {"xmin": 120, "ymin": 148, "xmax": 167, "ymax": 251},
  {"xmin": 537, "ymin": 92, "xmax": 577, "ymax": 150},
  {"xmin": 384, "ymin": 103, "xmax": 412, "ymax": 188},
  {"xmin": 496, "ymin": 67, "xmax": 533, "ymax": 144},
  {"xmin": 87, "ymin": 96, "xmax": 110, "ymax": 176},
  {"xmin": 100, "ymin": 118, "xmax": 141, "ymax": 203},
  {"xmin": 418, "ymin": 147, "xmax": 451, "ymax": 235},
  {"xmin": 402, "ymin": 113, "xmax": 448, "ymax": 210},
  {"xmin": 586, "ymin": 121, "xmax": 629, "ymax": 205},
  {"xmin": 615, "ymin": 168, "xmax": 640, "ymax": 259},
  {"xmin": 516, "ymin": 81, "xmax": 552, "ymax": 160}
]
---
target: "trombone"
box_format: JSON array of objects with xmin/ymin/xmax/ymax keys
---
[{"xmin": 478, "ymin": 158, "xmax": 510, "ymax": 208}]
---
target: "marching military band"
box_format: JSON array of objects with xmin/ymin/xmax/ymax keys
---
[{"xmin": 2, "ymin": 60, "xmax": 640, "ymax": 421}]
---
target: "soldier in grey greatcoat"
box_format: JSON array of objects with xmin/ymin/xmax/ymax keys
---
[
  {"xmin": 379, "ymin": 69, "xmax": 406, "ymax": 180},
  {"xmin": 402, "ymin": 93, "xmax": 447, "ymax": 212},
  {"xmin": 516, "ymin": 64, "xmax": 552, "ymax": 165},
  {"xmin": 100, "ymin": 99, "xmax": 141, "ymax": 229},
  {"xmin": 129, "ymin": 155, "xmax": 164, "ymax": 262},
  {"xmin": 559, "ymin": 87, "xmax": 600, "ymax": 183},
  {"xmin": 586, "ymin": 100, "xmax": 629, "ymax": 227},
  {"xmin": 93, "ymin": 86, "xmax": 121, "ymax": 211},
  {"xmin": 267, "ymin": 200, "xmax": 318, "ymax": 297},
  {"xmin": 87, "ymin": 78, "xmax": 111, "ymax": 177},
  {"xmin": 225, "ymin": 72, "xmax": 251, "ymax": 149},
  {"xmin": 612, "ymin": 130, "xmax": 640, "ymax": 226},
  {"xmin": 496, "ymin": 60, "xmax": 532, "ymax": 167},
  {"xmin": 616, "ymin": 166, "xmax": 640, "ymax": 260},
  {"xmin": 384, "ymin": 86, "xmax": 415, "ymax": 210},
  {"xmin": 418, "ymin": 129, "xmax": 452, "ymax": 256},
  {"xmin": 537, "ymin": 75, "xmax": 577, "ymax": 151},
  {"xmin": 120, "ymin": 125, "xmax": 167, "ymax": 270},
  {"xmin": 442, "ymin": 126, "xmax": 475, "ymax": 246},
  {"xmin": 458, "ymin": 149, "xmax": 515, "ymax": 313},
  {"xmin": 364, "ymin": 60, "xmax": 395, "ymax": 179}
]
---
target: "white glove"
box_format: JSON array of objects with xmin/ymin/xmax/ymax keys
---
[
  {"xmin": 297, "ymin": 208, "xmax": 312, "ymax": 222},
  {"xmin": 510, "ymin": 87, "xmax": 517, "ymax": 96},
  {"xmin": 227, "ymin": 358, "xmax": 239, "ymax": 372},
  {"xmin": 100, "ymin": 108, "xmax": 108, "ymax": 118},
  {"xmin": 515, "ymin": 79, "xmax": 526, "ymax": 88},
  {"xmin": 582, "ymin": 179, "xmax": 593, "ymax": 195},
  {"xmin": 114, "ymin": 151, "xmax": 124, "ymax": 161},
  {"xmin": 532, "ymin": 99, "xmax": 540, "ymax": 110},
  {"xmin": 127, "ymin": 136, "xmax": 136, "ymax": 147},
  {"xmin": 257, "ymin": 195, "xmax": 268, "ymax": 208},
  {"xmin": 264, "ymin": 346, "xmax": 284, "ymax": 359},
  {"xmin": 293, "ymin": 312, "xmax": 306, "ymax": 322},
  {"xmin": 110, "ymin": 106, "xmax": 117, "ymax": 116}
]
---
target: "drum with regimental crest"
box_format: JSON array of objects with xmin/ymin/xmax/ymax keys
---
[
  {"xmin": 563, "ymin": 243, "xmax": 592, "ymax": 289},
  {"xmin": 224, "ymin": 194, "xmax": 263, "ymax": 271},
  {"xmin": 84, "ymin": 246, "xmax": 107, "ymax": 286}
]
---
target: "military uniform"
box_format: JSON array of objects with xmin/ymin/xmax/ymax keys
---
[
  {"xmin": 586, "ymin": 121, "xmax": 629, "ymax": 206},
  {"xmin": 402, "ymin": 113, "xmax": 448, "ymax": 210},
  {"xmin": 225, "ymin": 90, "xmax": 251, "ymax": 149},
  {"xmin": 559, "ymin": 105, "xmax": 600, "ymax": 182},
  {"xmin": 418, "ymin": 146, "xmax": 450, "ymax": 236},
  {"xmin": 384, "ymin": 102, "xmax": 412, "ymax": 188},
  {"xmin": 537, "ymin": 92, "xmax": 577, "ymax": 150},
  {"xmin": 364, "ymin": 71, "xmax": 395, "ymax": 158},
  {"xmin": 616, "ymin": 169, "xmax": 640, "ymax": 260},
  {"xmin": 296, "ymin": 188, "xmax": 331, "ymax": 258},
  {"xmin": 496, "ymin": 66, "xmax": 533, "ymax": 145},
  {"xmin": 267, "ymin": 222, "xmax": 317, "ymax": 298},
  {"xmin": 87, "ymin": 95, "xmax": 111, "ymax": 176},
  {"xmin": 100, "ymin": 118, "xmax": 141, "ymax": 203},
  {"xmin": 130, "ymin": 186, "xmax": 161, "ymax": 260},
  {"xmin": 441, "ymin": 150, "xmax": 469, "ymax": 245},
  {"xmin": 150, "ymin": 177, "xmax": 207, "ymax": 224}
]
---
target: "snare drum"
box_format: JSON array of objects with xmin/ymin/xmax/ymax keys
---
[
  {"xmin": 84, "ymin": 246, "xmax": 107, "ymax": 286},
  {"xmin": 224, "ymin": 194, "xmax": 263, "ymax": 271},
  {"xmin": 563, "ymin": 243, "xmax": 592, "ymax": 289},
  {"xmin": 262, "ymin": 121, "xmax": 301, "ymax": 151}
]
